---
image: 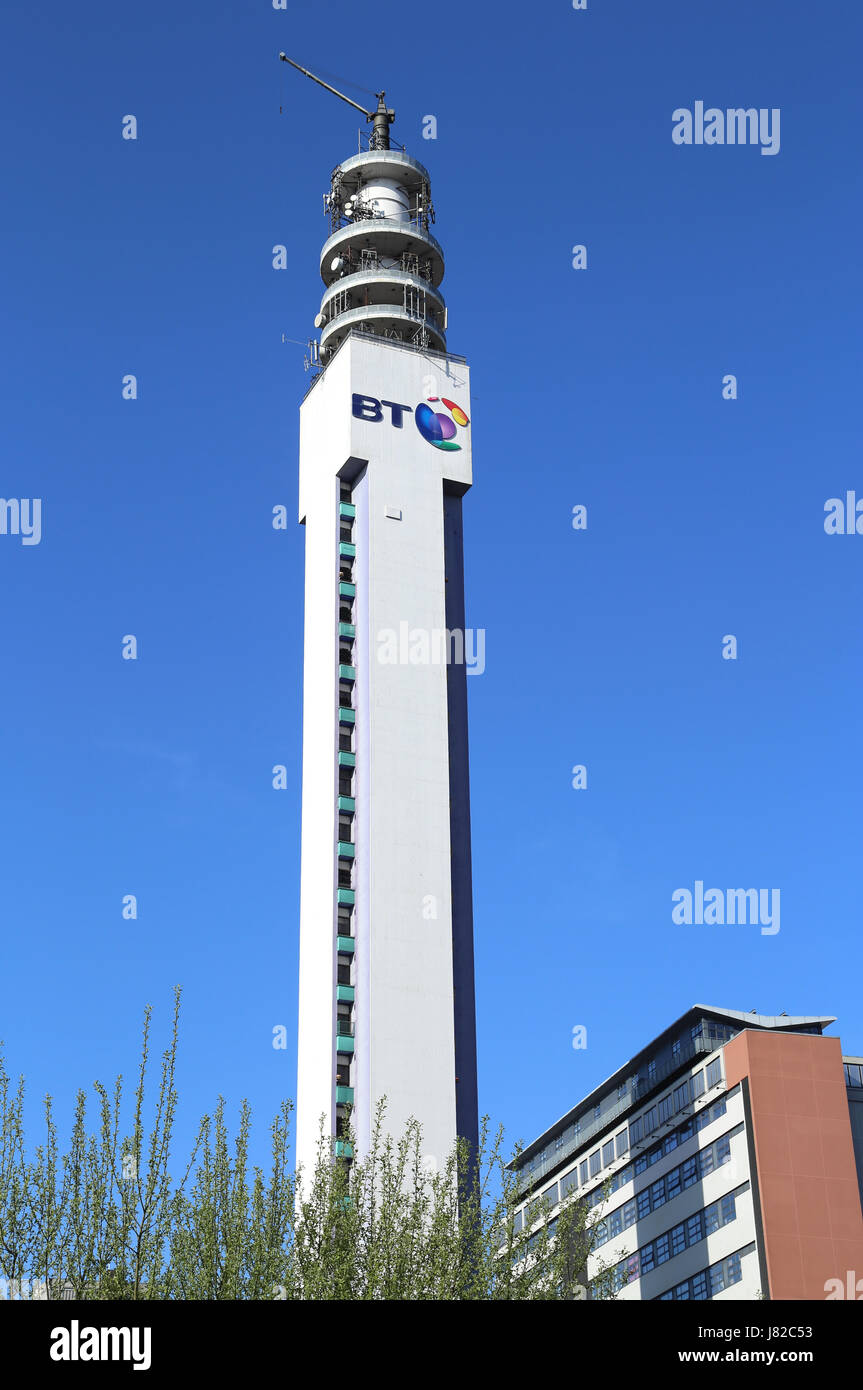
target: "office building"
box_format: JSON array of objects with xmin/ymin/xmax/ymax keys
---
[{"xmin": 511, "ymin": 1006, "xmax": 863, "ymax": 1300}]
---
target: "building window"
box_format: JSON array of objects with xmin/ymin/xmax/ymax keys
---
[
  {"xmin": 594, "ymin": 1104, "xmax": 601, "ymax": 1121},
  {"xmin": 589, "ymin": 1150, "xmax": 601, "ymax": 1178},
  {"xmin": 561, "ymin": 1169, "xmax": 578, "ymax": 1198},
  {"xmin": 579, "ymin": 1160, "xmax": 588, "ymax": 1185},
  {"xmin": 673, "ymin": 1081, "xmax": 689, "ymax": 1112},
  {"xmin": 629, "ymin": 1117, "xmax": 642, "ymax": 1145},
  {"xmin": 717, "ymin": 1252, "xmax": 742, "ymax": 1292},
  {"xmin": 658, "ymin": 1095, "xmax": 673, "ymax": 1124},
  {"xmin": 706, "ymin": 1058, "xmax": 722, "ymax": 1088},
  {"xmin": 642, "ymin": 1107, "xmax": 657, "ymax": 1135},
  {"xmin": 601, "ymin": 1194, "xmax": 740, "ymax": 1296},
  {"xmin": 615, "ymin": 1130, "xmax": 628, "ymax": 1158},
  {"xmin": 602, "ymin": 1140, "xmax": 614, "ymax": 1167},
  {"xmin": 657, "ymin": 1253, "xmax": 743, "ymax": 1303},
  {"xmin": 672, "ymin": 1039, "xmax": 681, "ymax": 1059},
  {"xmin": 704, "ymin": 1202, "xmax": 721, "ymax": 1236},
  {"xmin": 648, "ymin": 1060, "xmax": 657, "ymax": 1082},
  {"xmin": 618, "ymin": 1081, "xmax": 627, "ymax": 1099},
  {"xmin": 691, "ymin": 1069, "xmax": 705, "ymax": 1098}
]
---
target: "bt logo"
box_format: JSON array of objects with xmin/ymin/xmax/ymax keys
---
[
  {"xmin": 352, "ymin": 393, "xmax": 470, "ymax": 452},
  {"xmin": 415, "ymin": 397, "xmax": 470, "ymax": 452}
]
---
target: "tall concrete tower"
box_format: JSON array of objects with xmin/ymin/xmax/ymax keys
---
[{"xmin": 287, "ymin": 58, "xmax": 479, "ymax": 1182}]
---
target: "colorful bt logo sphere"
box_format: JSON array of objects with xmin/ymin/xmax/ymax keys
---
[{"xmin": 415, "ymin": 397, "xmax": 470, "ymax": 451}]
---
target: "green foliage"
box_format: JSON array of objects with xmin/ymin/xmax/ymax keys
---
[{"xmin": 0, "ymin": 992, "xmax": 615, "ymax": 1301}]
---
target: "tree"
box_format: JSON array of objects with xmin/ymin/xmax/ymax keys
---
[{"xmin": 0, "ymin": 992, "xmax": 615, "ymax": 1300}]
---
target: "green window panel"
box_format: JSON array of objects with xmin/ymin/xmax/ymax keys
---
[
  {"xmin": 339, "ymin": 582, "xmax": 356, "ymax": 598},
  {"xmin": 337, "ymin": 985, "xmax": 355, "ymax": 1003},
  {"xmin": 337, "ymin": 795, "xmax": 356, "ymax": 812},
  {"xmin": 338, "ymin": 665, "xmax": 356, "ymax": 681},
  {"xmin": 336, "ymin": 888, "xmax": 355, "ymax": 906},
  {"xmin": 339, "ymin": 502, "xmax": 357, "ymax": 519},
  {"xmin": 336, "ymin": 936, "xmax": 355, "ymax": 953},
  {"xmin": 338, "ymin": 751, "xmax": 356, "ymax": 768},
  {"xmin": 339, "ymin": 542, "xmax": 357, "ymax": 559},
  {"xmin": 336, "ymin": 1086, "xmax": 355, "ymax": 1105}
]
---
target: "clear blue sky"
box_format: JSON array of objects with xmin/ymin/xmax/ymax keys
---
[{"xmin": 2, "ymin": 0, "xmax": 861, "ymax": 1168}]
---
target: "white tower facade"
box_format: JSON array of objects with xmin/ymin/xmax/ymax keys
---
[{"xmin": 295, "ymin": 135, "xmax": 478, "ymax": 1181}]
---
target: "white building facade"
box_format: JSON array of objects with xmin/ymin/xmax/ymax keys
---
[{"xmin": 295, "ymin": 139, "xmax": 478, "ymax": 1182}]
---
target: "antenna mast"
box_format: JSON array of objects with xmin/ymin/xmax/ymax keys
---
[{"xmin": 278, "ymin": 54, "xmax": 395, "ymax": 150}]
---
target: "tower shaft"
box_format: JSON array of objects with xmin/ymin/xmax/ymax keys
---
[{"xmin": 296, "ymin": 143, "xmax": 477, "ymax": 1182}]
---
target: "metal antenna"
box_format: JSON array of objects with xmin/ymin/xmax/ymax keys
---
[{"xmin": 279, "ymin": 53, "xmax": 395, "ymax": 149}]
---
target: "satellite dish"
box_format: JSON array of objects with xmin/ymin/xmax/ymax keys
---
[
  {"xmin": 330, "ymin": 256, "xmax": 344, "ymax": 272},
  {"xmin": 314, "ymin": 313, "xmax": 324, "ymax": 329}
]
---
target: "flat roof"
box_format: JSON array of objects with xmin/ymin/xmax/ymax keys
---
[{"xmin": 512, "ymin": 1005, "xmax": 836, "ymax": 1168}]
